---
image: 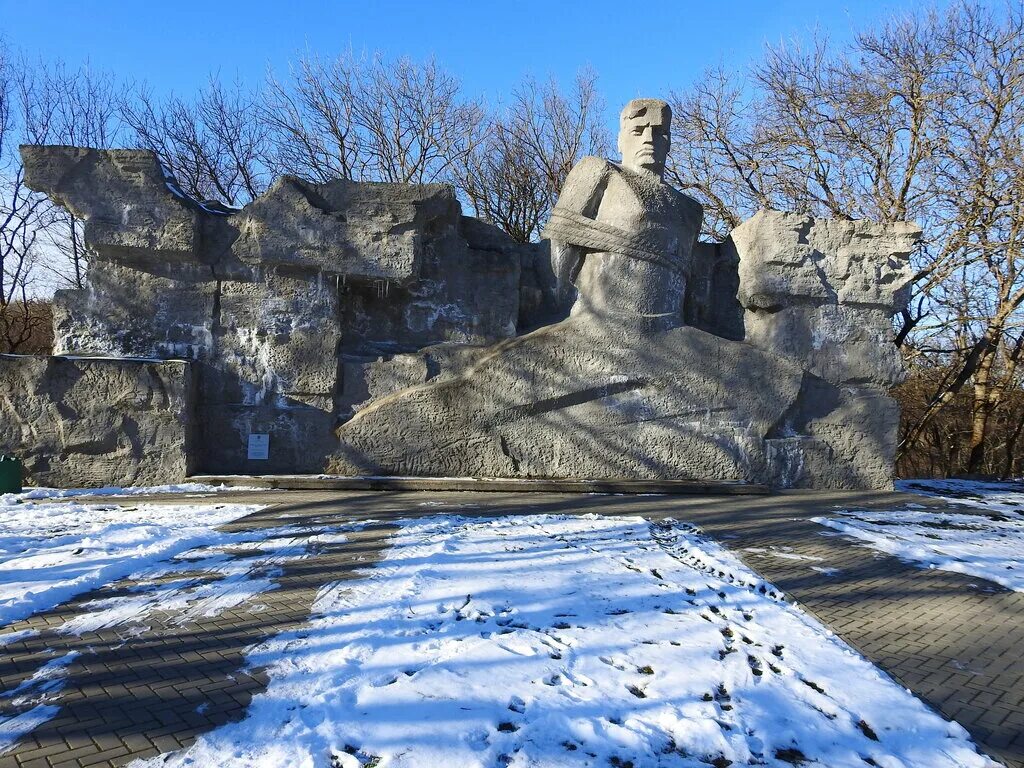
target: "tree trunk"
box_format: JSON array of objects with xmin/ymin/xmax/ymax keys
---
[{"xmin": 966, "ymin": 343, "xmax": 999, "ymax": 473}]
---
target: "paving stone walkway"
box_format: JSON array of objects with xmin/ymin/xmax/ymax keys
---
[
  {"xmin": 0, "ymin": 489, "xmax": 1021, "ymax": 767},
  {"xmin": 0, "ymin": 501, "xmax": 396, "ymax": 768}
]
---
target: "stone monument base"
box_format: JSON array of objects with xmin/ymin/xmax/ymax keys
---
[
  {"xmin": 0, "ymin": 355, "xmax": 194, "ymax": 488},
  {"xmin": 329, "ymin": 314, "xmax": 899, "ymax": 489}
]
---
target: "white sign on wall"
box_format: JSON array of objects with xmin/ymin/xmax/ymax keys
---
[{"xmin": 247, "ymin": 433, "xmax": 270, "ymax": 460}]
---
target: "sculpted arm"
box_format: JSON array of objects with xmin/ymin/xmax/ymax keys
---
[{"xmin": 542, "ymin": 156, "xmax": 610, "ymax": 302}]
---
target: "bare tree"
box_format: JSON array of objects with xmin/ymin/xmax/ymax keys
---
[
  {"xmin": 458, "ymin": 122, "xmax": 552, "ymax": 243},
  {"xmin": 263, "ymin": 52, "xmax": 484, "ymax": 186},
  {"xmin": 667, "ymin": 2, "xmax": 1024, "ymax": 476},
  {"xmin": 669, "ymin": 11, "xmax": 947, "ymax": 235},
  {"xmin": 891, "ymin": 3, "xmax": 1024, "ymax": 473},
  {"xmin": 354, "ymin": 56, "xmax": 485, "ymax": 184},
  {"xmin": 458, "ymin": 70, "xmax": 610, "ymax": 242},
  {"xmin": 262, "ymin": 54, "xmax": 363, "ymax": 183},
  {"xmin": 0, "ymin": 163, "xmax": 48, "ymax": 352},
  {"xmin": 0, "ymin": 53, "xmax": 48, "ymax": 351},
  {"xmin": 20, "ymin": 59, "xmax": 124, "ymax": 289},
  {"xmin": 667, "ymin": 68, "xmax": 776, "ymax": 239},
  {"xmin": 122, "ymin": 54, "xmax": 595, "ymax": 245},
  {"xmin": 122, "ymin": 76, "xmax": 269, "ymax": 207}
]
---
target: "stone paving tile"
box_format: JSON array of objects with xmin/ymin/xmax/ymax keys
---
[
  {"xmin": 0, "ymin": 502, "xmax": 396, "ymax": 768},
  {"xmin": 670, "ymin": 493, "xmax": 1024, "ymax": 768},
  {"xmin": 0, "ymin": 488, "xmax": 1021, "ymax": 766}
]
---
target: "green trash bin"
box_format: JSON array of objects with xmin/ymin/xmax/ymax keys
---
[{"xmin": 0, "ymin": 455, "xmax": 23, "ymax": 494}]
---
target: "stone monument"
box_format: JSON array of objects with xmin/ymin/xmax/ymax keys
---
[
  {"xmin": 2, "ymin": 97, "xmax": 920, "ymax": 489},
  {"xmin": 544, "ymin": 99, "xmax": 701, "ymax": 332},
  {"xmin": 327, "ymin": 99, "xmax": 919, "ymax": 488}
]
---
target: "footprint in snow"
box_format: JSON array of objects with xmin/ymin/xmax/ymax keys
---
[
  {"xmin": 801, "ymin": 678, "xmax": 827, "ymax": 695},
  {"xmin": 747, "ymin": 655, "xmax": 764, "ymax": 678}
]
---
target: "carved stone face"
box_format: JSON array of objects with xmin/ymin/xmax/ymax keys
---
[{"xmin": 617, "ymin": 99, "xmax": 671, "ymax": 178}]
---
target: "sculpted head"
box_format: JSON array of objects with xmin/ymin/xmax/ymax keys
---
[{"xmin": 617, "ymin": 99, "xmax": 671, "ymax": 178}]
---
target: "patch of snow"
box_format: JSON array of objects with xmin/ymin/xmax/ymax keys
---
[
  {"xmin": 57, "ymin": 524, "xmax": 345, "ymax": 636},
  {"xmin": 5, "ymin": 651, "xmax": 78, "ymax": 702},
  {"xmin": 0, "ymin": 650, "xmax": 78, "ymax": 753},
  {"xmin": 0, "ymin": 502, "xmax": 264, "ymax": 628},
  {"xmin": 2, "ymin": 483, "xmax": 270, "ymax": 504},
  {"xmin": 769, "ymin": 551, "xmax": 823, "ymax": 562},
  {"xmin": 160, "ymin": 162, "xmax": 237, "ymax": 216},
  {"xmin": 813, "ymin": 507, "xmax": 1024, "ymax": 592},
  {"xmin": 897, "ymin": 478, "xmax": 1024, "ymax": 517},
  {"xmin": 743, "ymin": 546, "xmax": 824, "ymax": 563},
  {"xmin": 0, "ymin": 629, "xmax": 37, "ymax": 647},
  {"xmin": 141, "ymin": 514, "xmax": 995, "ymax": 768},
  {"xmin": 811, "ymin": 479, "xmax": 1024, "ymax": 592},
  {"xmin": 56, "ymin": 354, "xmax": 172, "ymax": 362},
  {"xmin": 810, "ymin": 566, "xmax": 842, "ymax": 576},
  {"xmin": 0, "ymin": 705, "xmax": 60, "ymax": 755}
]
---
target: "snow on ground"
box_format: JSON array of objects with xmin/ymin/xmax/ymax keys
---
[
  {"xmin": 815, "ymin": 479, "xmax": 1024, "ymax": 592},
  {"xmin": 0, "ymin": 703, "xmax": 60, "ymax": 756},
  {"xmin": 141, "ymin": 514, "xmax": 996, "ymax": 768},
  {"xmin": 57, "ymin": 523, "xmax": 350, "ymax": 636},
  {"xmin": 3, "ymin": 482, "xmax": 269, "ymax": 502},
  {"xmin": 896, "ymin": 478, "xmax": 1024, "ymax": 516},
  {"xmin": 742, "ymin": 546, "xmax": 824, "ymax": 563},
  {"xmin": 0, "ymin": 500, "xmax": 264, "ymax": 629},
  {"xmin": 0, "ymin": 513, "xmax": 354, "ymax": 756},
  {"xmin": 0, "ymin": 649, "xmax": 78, "ymax": 752}
]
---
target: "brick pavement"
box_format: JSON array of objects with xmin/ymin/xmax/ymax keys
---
[
  {"xmin": 0, "ymin": 488, "xmax": 1020, "ymax": 766},
  {"xmin": 0, "ymin": 501, "xmax": 396, "ymax": 768},
  {"xmin": 671, "ymin": 492, "xmax": 1024, "ymax": 768}
]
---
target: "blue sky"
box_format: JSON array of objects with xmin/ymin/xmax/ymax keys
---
[{"xmin": 2, "ymin": 0, "xmax": 955, "ymax": 128}]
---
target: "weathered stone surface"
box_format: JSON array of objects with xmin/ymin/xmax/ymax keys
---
[
  {"xmin": 685, "ymin": 239, "xmax": 744, "ymax": 341},
  {"xmin": 188, "ymin": 268, "xmax": 342, "ymax": 474},
  {"xmin": 544, "ymin": 101, "xmax": 702, "ymax": 334},
  {"xmin": 207, "ymin": 268, "xmax": 340, "ymax": 408},
  {"xmin": 803, "ymin": 385, "xmax": 901, "ymax": 489},
  {"xmin": 766, "ymin": 377, "xmax": 900, "ymax": 489},
  {"xmin": 545, "ymin": 155, "xmax": 702, "ymax": 332},
  {"xmin": 20, "ymin": 121, "xmax": 919, "ymax": 489},
  {"xmin": 744, "ymin": 304, "xmax": 905, "ymax": 386},
  {"xmin": 0, "ymin": 355, "xmax": 193, "ymax": 487},
  {"xmin": 330, "ymin": 317, "xmax": 806, "ymax": 482},
  {"xmin": 339, "ymin": 216, "xmax": 521, "ymax": 353},
  {"xmin": 52, "ymin": 260, "xmax": 217, "ymax": 358},
  {"xmin": 517, "ymin": 240, "xmax": 568, "ymax": 331},
  {"xmin": 337, "ymin": 343, "xmax": 490, "ymax": 422},
  {"xmin": 733, "ymin": 210, "xmax": 920, "ymax": 387},
  {"xmin": 231, "ymin": 176, "xmax": 460, "ymax": 282},
  {"xmin": 20, "ymin": 145, "xmax": 232, "ymax": 270},
  {"xmin": 20, "ymin": 145, "xmax": 478, "ymax": 286},
  {"xmin": 195, "ymin": 402, "xmax": 336, "ymax": 475},
  {"xmin": 326, "ymin": 101, "xmax": 910, "ymax": 490},
  {"xmin": 732, "ymin": 210, "xmax": 919, "ymax": 311}
]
